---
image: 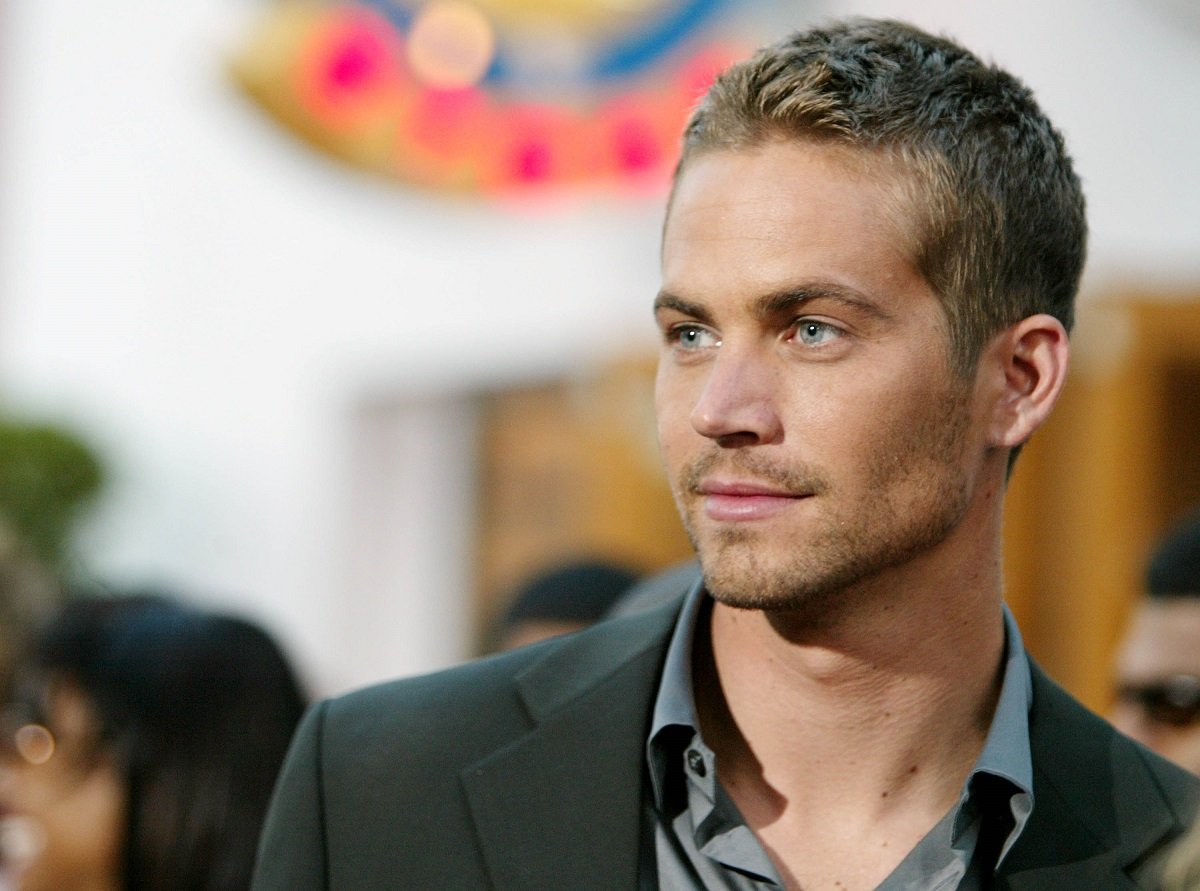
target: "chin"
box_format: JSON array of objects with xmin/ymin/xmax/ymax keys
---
[
  {"xmin": 700, "ymin": 549, "xmax": 825, "ymax": 609},
  {"xmin": 696, "ymin": 526, "xmax": 895, "ymax": 619}
]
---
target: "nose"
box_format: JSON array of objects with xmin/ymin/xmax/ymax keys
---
[{"xmin": 689, "ymin": 348, "xmax": 783, "ymax": 446}]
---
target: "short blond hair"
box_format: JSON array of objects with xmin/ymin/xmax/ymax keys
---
[{"xmin": 673, "ymin": 18, "xmax": 1086, "ymax": 377}]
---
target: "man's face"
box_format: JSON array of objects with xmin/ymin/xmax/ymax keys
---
[
  {"xmin": 655, "ymin": 141, "xmax": 987, "ymax": 615},
  {"xmin": 1112, "ymin": 598, "xmax": 1200, "ymax": 774}
]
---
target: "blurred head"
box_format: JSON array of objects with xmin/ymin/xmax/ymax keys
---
[
  {"xmin": 671, "ymin": 17, "xmax": 1086, "ymax": 380},
  {"xmin": 1112, "ymin": 509, "xmax": 1200, "ymax": 772},
  {"xmin": 496, "ymin": 561, "xmax": 639, "ymax": 651},
  {"xmin": 0, "ymin": 594, "xmax": 307, "ymax": 891}
]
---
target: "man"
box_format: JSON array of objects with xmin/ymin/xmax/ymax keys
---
[
  {"xmin": 252, "ymin": 19, "xmax": 1198, "ymax": 890},
  {"xmin": 1113, "ymin": 508, "xmax": 1200, "ymax": 773}
]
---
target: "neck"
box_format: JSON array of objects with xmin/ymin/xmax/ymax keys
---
[
  {"xmin": 701, "ymin": 588, "xmax": 1005, "ymax": 788},
  {"xmin": 695, "ymin": 509, "xmax": 1008, "ymax": 828}
]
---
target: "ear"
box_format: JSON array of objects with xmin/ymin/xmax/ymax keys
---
[{"xmin": 983, "ymin": 314, "xmax": 1070, "ymax": 449}]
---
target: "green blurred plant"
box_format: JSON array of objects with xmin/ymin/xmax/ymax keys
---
[
  {"xmin": 0, "ymin": 419, "xmax": 104, "ymax": 570},
  {"xmin": 0, "ymin": 417, "xmax": 104, "ymax": 689}
]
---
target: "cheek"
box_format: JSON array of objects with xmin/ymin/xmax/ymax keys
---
[
  {"xmin": 1146, "ymin": 727, "xmax": 1200, "ymax": 775},
  {"xmin": 654, "ymin": 378, "xmax": 694, "ymax": 451},
  {"xmin": 867, "ymin": 371, "xmax": 971, "ymax": 443},
  {"xmin": 655, "ymin": 419, "xmax": 689, "ymax": 488},
  {"xmin": 772, "ymin": 379, "xmax": 903, "ymax": 463}
]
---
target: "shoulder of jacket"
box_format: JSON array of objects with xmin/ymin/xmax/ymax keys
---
[
  {"xmin": 1028, "ymin": 656, "xmax": 1200, "ymax": 826},
  {"xmin": 316, "ymin": 601, "xmax": 681, "ymax": 737}
]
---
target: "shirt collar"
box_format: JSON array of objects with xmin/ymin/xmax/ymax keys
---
[
  {"xmin": 954, "ymin": 605, "xmax": 1035, "ymax": 863},
  {"xmin": 646, "ymin": 578, "xmax": 707, "ymax": 811},
  {"xmin": 972, "ymin": 606, "xmax": 1034, "ymax": 793},
  {"xmin": 646, "ymin": 586, "xmax": 1035, "ymax": 851}
]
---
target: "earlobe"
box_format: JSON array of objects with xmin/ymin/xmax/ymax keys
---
[{"xmin": 987, "ymin": 314, "xmax": 1070, "ymax": 449}]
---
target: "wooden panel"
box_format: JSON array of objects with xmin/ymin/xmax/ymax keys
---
[
  {"xmin": 1159, "ymin": 363, "xmax": 1200, "ymax": 527},
  {"xmin": 473, "ymin": 358, "xmax": 693, "ymax": 650},
  {"xmin": 1005, "ymin": 297, "xmax": 1200, "ymax": 711}
]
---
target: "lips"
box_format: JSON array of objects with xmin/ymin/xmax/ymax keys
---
[{"xmin": 697, "ymin": 479, "xmax": 810, "ymax": 521}]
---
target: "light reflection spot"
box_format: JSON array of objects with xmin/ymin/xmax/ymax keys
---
[{"xmin": 14, "ymin": 724, "xmax": 54, "ymax": 766}]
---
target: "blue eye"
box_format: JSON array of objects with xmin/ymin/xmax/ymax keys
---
[
  {"xmin": 671, "ymin": 325, "xmax": 720, "ymax": 350},
  {"xmin": 794, "ymin": 320, "xmax": 841, "ymax": 346}
]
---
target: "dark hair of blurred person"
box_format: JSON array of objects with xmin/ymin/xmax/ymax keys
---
[
  {"xmin": 0, "ymin": 593, "xmax": 307, "ymax": 891},
  {"xmin": 1112, "ymin": 507, "xmax": 1200, "ymax": 773},
  {"xmin": 495, "ymin": 560, "xmax": 639, "ymax": 651}
]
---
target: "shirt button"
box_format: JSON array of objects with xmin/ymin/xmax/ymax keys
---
[{"xmin": 686, "ymin": 749, "xmax": 706, "ymax": 777}]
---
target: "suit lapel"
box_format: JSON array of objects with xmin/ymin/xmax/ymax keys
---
[
  {"xmin": 997, "ymin": 759, "xmax": 1143, "ymax": 890},
  {"xmin": 997, "ymin": 773, "xmax": 1164, "ymax": 891},
  {"xmin": 997, "ymin": 660, "xmax": 1187, "ymax": 889},
  {"xmin": 461, "ymin": 604, "xmax": 678, "ymax": 891}
]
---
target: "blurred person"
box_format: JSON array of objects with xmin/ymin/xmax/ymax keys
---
[
  {"xmin": 606, "ymin": 559, "xmax": 700, "ymax": 619},
  {"xmin": 1113, "ymin": 507, "xmax": 1200, "ymax": 772},
  {"xmin": 0, "ymin": 594, "xmax": 307, "ymax": 891},
  {"xmin": 494, "ymin": 560, "xmax": 639, "ymax": 651},
  {"xmin": 253, "ymin": 18, "xmax": 1198, "ymax": 890}
]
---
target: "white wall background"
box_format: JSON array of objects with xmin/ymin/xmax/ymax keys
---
[{"xmin": 0, "ymin": 0, "xmax": 1196, "ymax": 695}]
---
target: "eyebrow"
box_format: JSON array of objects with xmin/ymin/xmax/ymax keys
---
[
  {"xmin": 756, "ymin": 284, "xmax": 892, "ymax": 322},
  {"xmin": 653, "ymin": 292, "xmax": 712, "ymax": 324},
  {"xmin": 653, "ymin": 283, "xmax": 893, "ymax": 324}
]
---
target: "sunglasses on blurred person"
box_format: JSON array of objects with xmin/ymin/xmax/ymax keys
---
[{"xmin": 1117, "ymin": 674, "xmax": 1200, "ymax": 727}]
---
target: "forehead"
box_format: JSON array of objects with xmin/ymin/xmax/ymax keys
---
[
  {"xmin": 1117, "ymin": 599, "xmax": 1200, "ymax": 679},
  {"xmin": 662, "ymin": 142, "xmax": 926, "ymax": 310}
]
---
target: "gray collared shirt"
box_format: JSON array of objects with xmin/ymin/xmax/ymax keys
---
[{"xmin": 643, "ymin": 586, "xmax": 1035, "ymax": 890}]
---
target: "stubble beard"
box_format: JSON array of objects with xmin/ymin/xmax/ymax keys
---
[{"xmin": 676, "ymin": 385, "xmax": 975, "ymax": 623}]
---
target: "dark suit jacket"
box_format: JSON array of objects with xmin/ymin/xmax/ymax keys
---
[{"xmin": 251, "ymin": 601, "xmax": 1200, "ymax": 890}]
